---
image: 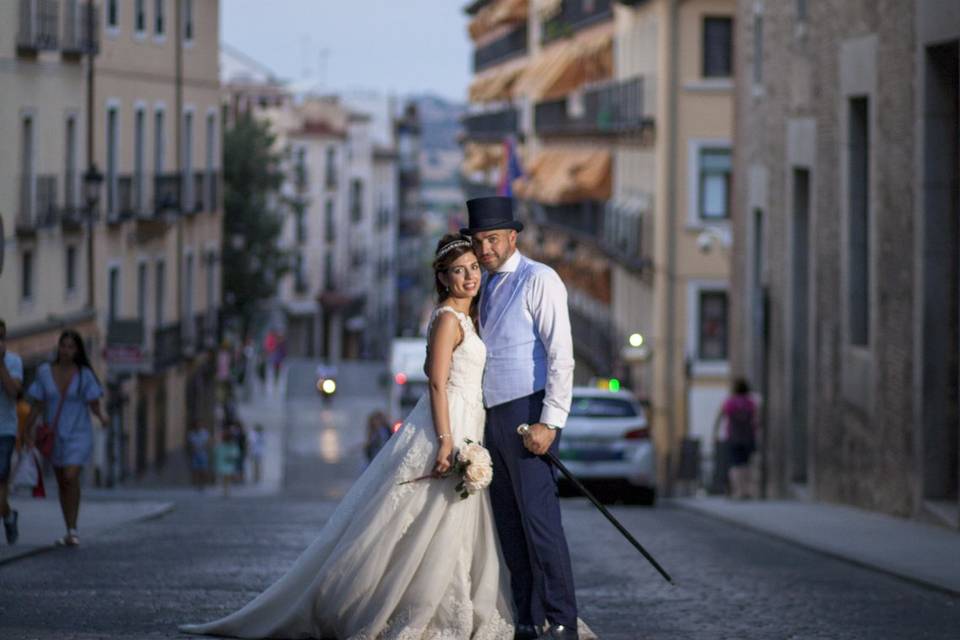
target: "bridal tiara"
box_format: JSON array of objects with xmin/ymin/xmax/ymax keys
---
[{"xmin": 435, "ymin": 240, "xmax": 472, "ymax": 259}]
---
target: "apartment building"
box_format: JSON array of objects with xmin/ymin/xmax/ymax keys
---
[
  {"xmin": 0, "ymin": 0, "xmax": 100, "ymax": 389},
  {"xmin": 94, "ymin": 0, "xmax": 222, "ymax": 481},
  {"xmin": 462, "ymin": 0, "xmax": 735, "ymax": 486},
  {"xmin": 730, "ymin": 0, "xmax": 960, "ymax": 527}
]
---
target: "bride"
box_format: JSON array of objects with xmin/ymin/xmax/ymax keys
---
[{"xmin": 181, "ymin": 235, "xmax": 515, "ymax": 639}]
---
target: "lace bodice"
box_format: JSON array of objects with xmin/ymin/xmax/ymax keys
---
[{"xmin": 428, "ymin": 306, "xmax": 486, "ymax": 403}]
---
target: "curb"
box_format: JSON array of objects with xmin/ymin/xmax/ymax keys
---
[
  {"xmin": 0, "ymin": 501, "xmax": 175, "ymax": 568},
  {"xmin": 671, "ymin": 499, "xmax": 960, "ymax": 598}
]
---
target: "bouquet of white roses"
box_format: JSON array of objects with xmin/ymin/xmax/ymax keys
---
[{"xmin": 398, "ymin": 438, "xmax": 493, "ymax": 500}]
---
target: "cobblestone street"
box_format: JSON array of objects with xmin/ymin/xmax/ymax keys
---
[{"xmin": 1, "ymin": 364, "xmax": 958, "ymax": 639}]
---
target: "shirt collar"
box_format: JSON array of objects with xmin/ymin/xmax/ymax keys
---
[{"xmin": 496, "ymin": 250, "xmax": 523, "ymax": 274}]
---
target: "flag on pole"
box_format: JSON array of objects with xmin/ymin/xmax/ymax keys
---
[{"xmin": 497, "ymin": 136, "xmax": 523, "ymax": 197}]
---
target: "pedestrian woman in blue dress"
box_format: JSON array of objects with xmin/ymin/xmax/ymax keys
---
[{"xmin": 25, "ymin": 330, "xmax": 107, "ymax": 546}]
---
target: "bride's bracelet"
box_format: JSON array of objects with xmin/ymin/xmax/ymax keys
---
[{"xmin": 437, "ymin": 433, "xmax": 451, "ymax": 441}]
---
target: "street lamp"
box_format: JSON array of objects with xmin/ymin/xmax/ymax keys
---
[{"xmin": 83, "ymin": 164, "xmax": 104, "ymax": 216}]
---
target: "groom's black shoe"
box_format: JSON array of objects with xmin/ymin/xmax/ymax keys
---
[
  {"xmin": 514, "ymin": 624, "xmax": 540, "ymax": 640},
  {"xmin": 541, "ymin": 624, "xmax": 579, "ymax": 640}
]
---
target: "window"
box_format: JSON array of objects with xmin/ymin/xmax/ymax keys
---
[
  {"xmin": 205, "ymin": 252, "xmax": 215, "ymax": 310},
  {"xmin": 350, "ymin": 179, "xmax": 364, "ymax": 222},
  {"xmin": 155, "ymin": 260, "xmax": 165, "ymax": 325},
  {"xmin": 137, "ymin": 262, "xmax": 148, "ymax": 321},
  {"xmin": 324, "ymin": 252, "xmax": 334, "ymax": 290},
  {"xmin": 108, "ymin": 266, "xmax": 120, "ymax": 322},
  {"xmin": 185, "ymin": 254, "xmax": 194, "ymax": 319},
  {"xmin": 154, "ymin": 108, "xmax": 165, "ymax": 174},
  {"xmin": 66, "ymin": 245, "xmax": 78, "ymax": 294},
  {"xmin": 22, "ymin": 250, "xmax": 34, "ymax": 300},
  {"xmin": 65, "ymin": 116, "xmax": 77, "ymax": 209},
  {"xmin": 848, "ymin": 96, "xmax": 870, "ymax": 346},
  {"xmin": 797, "ymin": 0, "xmax": 807, "ymax": 21},
  {"xmin": 753, "ymin": 11, "xmax": 763, "ymax": 85},
  {"xmin": 155, "ymin": 0, "xmax": 165, "ymax": 36},
  {"xmin": 183, "ymin": 0, "xmax": 194, "ymax": 41},
  {"xmin": 135, "ymin": 0, "xmax": 146, "ymax": 33},
  {"xmin": 325, "ymin": 146, "xmax": 337, "ymax": 187},
  {"xmin": 107, "ymin": 0, "xmax": 118, "ymax": 28},
  {"xmin": 107, "ymin": 106, "xmax": 119, "ymax": 216},
  {"xmin": 325, "ymin": 199, "xmax": 335, "ymax": 242},
  {"xmin": 698, "ymin": 147, "xmax": 732, "ymax": 220},
  {"xmin": 205, "ymin": 112, "xmax": 216, "ymax": 208},
  {"xmin": 21, "ymin": 116, "xmax": 34, "ymax": 225},
  {"xmin": 698, "ymin": 290, "xmax": 729, "ymax": 361},
  {"xmin": 569, "ymin": 397, "xmax": 640, "ymax": 418},
  {"xmin": 183, "ymin": 111, "xmax": 194, "ymax": 211},
  {"xmin": 703, "ymin": 17, "xmax": 733, "ymax": 78},
  {"xmin": 135, "ymin": 108, "xmax": 145, "ymax": 211}
]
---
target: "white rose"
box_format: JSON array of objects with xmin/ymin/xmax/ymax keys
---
[{"xmin": 464, "ymin": 460, "xmax": 493, "ymax": 493}]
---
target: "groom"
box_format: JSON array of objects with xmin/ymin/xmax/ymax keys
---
[{"xmin": 463, "ymin": 197, "xmax": 578, "ymax": 640}]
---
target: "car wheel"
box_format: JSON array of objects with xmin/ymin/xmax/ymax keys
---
[{"xmin": 629, "ymin": 486, "xmax": 656, "ymax": 507}]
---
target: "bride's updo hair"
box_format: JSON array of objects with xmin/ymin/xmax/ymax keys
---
[{"xmin": 432, "ymin": 233, "xmax": 480, "ymax": 326}]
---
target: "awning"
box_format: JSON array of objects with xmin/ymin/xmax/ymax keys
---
[
  {"xmin": 514, "ymin": 28, "xmax": 613, "ymax": 101},
  {"xmin": 512, "ymin": 148, "xmax": 611, "ymax": 204},
  {"xmin": 469, "ymin": 0, "xmax": 529, "ymax": 41},
  {"xmin": 468, "ymin": 64, "xmax": 525, "ymax": 102},
  {"xmin": 461, "ymin": 142, "xmax": 505, "ymax": 176}
]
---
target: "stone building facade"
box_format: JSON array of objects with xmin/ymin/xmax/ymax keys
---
[{"xmin": 730, "ymin": 0, "xmax": 959, "ymax": 527}]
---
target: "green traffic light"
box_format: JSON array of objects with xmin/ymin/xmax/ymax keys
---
[{"xmin": 608, "ymin": 378, "xmax": 621, "ymax": 392}]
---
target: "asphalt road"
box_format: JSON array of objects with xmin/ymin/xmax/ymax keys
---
[{"xmin": 1, "ymin": 361, "xmax": 958, "ymax": 639}]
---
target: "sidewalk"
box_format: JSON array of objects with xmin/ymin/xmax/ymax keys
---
[
  {"xmin": 1, "ymin": 492, "xmax": 173, "ymax": 566},
  {"xmin": 674, "ymin": 496, "xmax": 960, "ymax": 596}
]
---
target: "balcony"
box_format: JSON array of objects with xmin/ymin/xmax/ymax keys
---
[
  {"xmin": 17, "ymin": 0, "xmax": 59, "ymax": 55},
  {"xmin": 474, "ymin": 23, "xmax": 528, "ymax": 72},
  {"xmin": 601, "ymin": 197, "xmax": 651, "ymax": 273},
  {"xmin": 62, "ymin": 0, "xmax": 99, "ymax": 57},
  {"xmin": 153, "ymin": 323, "xmax": 182, "ymax": 371},
  {"xmin": 542, "ymin": 0, "xmax": 612, "ymax": 44},
  {"xmin": 534, "ymin": 76, "xmax": 652, "ymax": 137},
  {"xmin": 463, "ymin": 107, "xmax": 519, "ymax": 142},
  {"xmin": 535, "ymin": 201, "xmax": 606, "ymax": 242},
  {"xmin": 153, "ymin": 173, "xmax": 181, "ymax": 216},
  {"xmin": 16, "ymin": 174, "xmax": 59, "ymax": 235},
  {"xmin": 569, "ymin": 305, "xmax": 615, "ymax": 376}
]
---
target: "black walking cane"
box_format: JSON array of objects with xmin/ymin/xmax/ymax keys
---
[{"xmin": 518, "ymin": 424, "xmax": 673, "ymax": 584}]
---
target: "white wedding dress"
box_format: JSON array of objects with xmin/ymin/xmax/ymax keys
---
[{"xmin": 181, "ymin": 306, "xmax": 515, "ymax": 639}]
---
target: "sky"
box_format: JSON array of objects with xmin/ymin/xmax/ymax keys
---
[{"xmin": 220, "ymin": 0, "xmax": 472, "ymax": 102}]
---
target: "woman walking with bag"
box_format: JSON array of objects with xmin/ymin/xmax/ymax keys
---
[{"xmin": 25, "ymin": 330, "xmax": 107, "ymax": 546}]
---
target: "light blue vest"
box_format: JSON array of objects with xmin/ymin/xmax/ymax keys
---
[{"xmin": 480, "ymin": 254, "xmax": 550, "ymax": 409}]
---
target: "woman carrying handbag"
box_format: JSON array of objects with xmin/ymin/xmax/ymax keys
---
[{"xmin": 25, "ymin": 330, "xmax": 107, "ymax": 546}]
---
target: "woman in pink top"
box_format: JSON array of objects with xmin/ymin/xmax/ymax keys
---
[{"xmin": 720, "ymin": 378, "xmax": 758, "ymax": 499}]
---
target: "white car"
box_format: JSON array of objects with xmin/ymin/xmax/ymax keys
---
[{"xmin": 557, "ymin": 387, "xmax": 656, "ymax": 505}]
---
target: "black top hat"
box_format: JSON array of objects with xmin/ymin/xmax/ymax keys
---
[{"xmin": 460, "ymin": 196, "xmax": 524, "ymax": 235}]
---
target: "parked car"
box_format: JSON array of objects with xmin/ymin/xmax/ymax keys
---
[
  {"xmin": 389, "ymin": 338, "xmax": 429, "ymax": 428},
  {"xmin": 557, "ymin": 386, "xmax": 656, "ymax": 505}
]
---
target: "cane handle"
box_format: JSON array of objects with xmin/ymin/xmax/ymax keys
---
[{"xmin": 517, "ymin": 423, "xmax": 530, "ymax": 436}]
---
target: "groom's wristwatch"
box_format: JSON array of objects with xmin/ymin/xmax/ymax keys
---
[{"xmin": 544, "ymin": 423, "xmax": 558, "ymax": 430}]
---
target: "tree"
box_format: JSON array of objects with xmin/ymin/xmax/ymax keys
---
[{"xmin": 221, "ymin": 114, "xmax": 288, "ymax": 337}]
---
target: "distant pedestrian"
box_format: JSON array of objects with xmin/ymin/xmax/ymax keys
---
[
  {"xmin": 214, "ymin": 428, "xmax": 241, "ymax": 498},
  {"xmin": 24, "ymin": 330, "xmax": 108, "ymax": 546},
  {"xmin": 232, "ymin": 422, "xmax": 247, "ymax": 482},
  {"xmin": 187, "ymin": 421, "xmax": 211, "ymax": 490},
  {"xmin": 0, "ymin": 319, "xmax": 25, "ymax": 545},
  {"xmin": 716, "ymin": 378, "xmax": 759, "ymax": 499},
  {"xmin": 364, "ymin": 411, "xmax": 392, "ymax": 464},
  {"xmin": 248, "ymin": 424, "xmax": 265, "ymax": 484}
]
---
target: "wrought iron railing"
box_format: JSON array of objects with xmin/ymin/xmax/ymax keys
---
[
  {"xmin": 538, "ymin": 201, "xmax": 605, "ymax": 241},
  {"xmin": 569, "ymin": 305, "xmax": 615, "ymax": 376},
  {"xmin": 474, "ymin": 23, "xmax": 528, "ymax": 72},
  {"xmin": 541, "ymin": 0, "xmax": 612, "ymax": 44},
  {"xmin": 463, "ymin": 108, "xmax": 519, "ymax": 141},
  {"xmin": 153, "ymin": 323, "xmax": 182, "ymax": 370},
  {"xmin": 153, "ymin": 173, "xmax": 181, "ymax": 215},
  {"xmin": 62, "ymin": 0, "xmax": 99, "ymax": 55},
  {"xmin": 534, "ymin": 76, "xmax": 650, "ymax": 136},
  {"xmin": 17, "ymin": 0, "xmax": 59, "ymax": 53},
  {"xmin": 17, "ymin": 174, "xmax": 60, "ymax": 231}
]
